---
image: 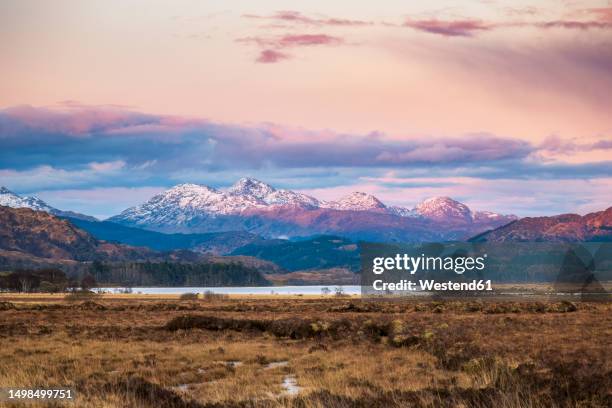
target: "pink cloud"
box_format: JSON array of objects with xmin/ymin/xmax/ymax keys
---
[
  {"xmin": 526, "ymin": 7, "xmax": 612, "ymax": 30},
  {"xmin": 539, "ymin": 135, "xmax": 612, "ymax": 154},
  {"xmin": 403, "ymin": 19, "xmax": 492, "ymax": 37},
  {"xmin": 1, "ymin": 105, "xmax": 155, "ymax": 136},
  {"xmin": 238, "ymin": 34, "xmax": 343, "ymax": 48},
  {"xmin": 244, "ymin": 10, "xmax": 371, "ymax": 27},
  {"xmin": 404, "ymin": 9, "xmax": 612, "ymax": 38},
  {"xmin": 237, "ymin": 33, "xmax": 343, "ymax": 63},
  {"xmin": 535, "ymin": 20, "xmax": 612, "ymax": 30},
  {"xmin": 277, "ymin": 34, "xmax": 342, "ymax": 47},
  {"xmin": 256, "ymin": 49, "xmax": 290, "ymax": 64}
]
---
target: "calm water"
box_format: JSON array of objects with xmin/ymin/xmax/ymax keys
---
[{"xmin": 94, "ymin": 285, "xmax": 362, "ymax": 295}]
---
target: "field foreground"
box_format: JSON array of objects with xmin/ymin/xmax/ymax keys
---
[{"xmin": 0, "ymin": 294, "xmax": 610, "ymax": 407}]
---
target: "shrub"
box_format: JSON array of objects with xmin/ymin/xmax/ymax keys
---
[
  {"xmin": 64, "ymin": 290, "xmax": 100, "ymax": 302},
  {"xmin": 38, "ymin": 281, "xmax": 62, "ymax": 293},
  {"xmin": 179, "ymin": 292, "xmax": 199, "ymax": 301},
  {"xmin": 202, "ymin": 290, "xmax": 229, "ymax": 301}
]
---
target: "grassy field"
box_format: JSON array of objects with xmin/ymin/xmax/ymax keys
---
[{"xmin": 0, "ymin": 293, "xmax": 610, "ymax": 407}]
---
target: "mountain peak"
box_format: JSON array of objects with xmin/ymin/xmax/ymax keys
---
[
  {"xmin": 0, "ymin": 187, "xmax": 97, "ymax": 221},
  {"xmin": 0, "ymin": 187, "xmax": 52, "ymax": 212},
  {"xmin": 229, "ymin": 177, "xmax": 275, "ymax": 198},
  {"xmin": 325, "ymin": 191, "xmax": 387, "ymax": 211},
  {"xmin": 415, "ymin": 196, "xmax": 472, "ymax": 220},
  {"xmin": 419, "ymin": 196, "xmax": 457, "ymax": 205}
]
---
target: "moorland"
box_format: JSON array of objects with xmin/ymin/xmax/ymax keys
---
[{"xmin": 0, "ymin": 293, "xmax": 610, "ymax": 408}]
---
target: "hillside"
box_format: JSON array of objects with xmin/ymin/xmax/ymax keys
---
[
  {"xmin": 0, "ymin": 206, "xmax": 155, "ymax": 262},
  {"xmin": 0, "ymin": 206, "xmax": 270, "ymax": 286},
  {"xmin": 231, "ymin": 235, "xmax": 360, "ymax": 272},
  {"xmin": 470, "ymin": 207, "xmax": 612, "ymax": 242},
  {"xmin": 67, "ymin": 217, "xmax": 262, "ymax": 254}
]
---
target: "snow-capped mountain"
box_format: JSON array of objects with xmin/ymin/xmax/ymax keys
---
[
  {"xmin": 0, "ymin": 186, "xmax": 97, "ymax": 221},
  {"xmin": 112, "ymin": 183, "xmax": 260, "ymax": 226},
  {"xmin": 228, "ymin": 178, "xmax": 320, "ymax": 208},
  {"xmin": 414, "ymin": 196, "xmax": 472, "ymax": 221},
  {"xmin": 108, "ymin": 178, "xmax": 517, "ymax": 240},
  {"xmin": 0, "ymin": 186, "xmax": 54, "ymax": 212},
  {"xmin": 322, "ymin": 192, "xmax": 386, "ymax": 212},
  {"xmin": 111, "ymin": 178, "xmax": 320, "ymax": 227},
  {"xmin": 412, "ymin": 196, "xmax": 517, "ymax": 224}
]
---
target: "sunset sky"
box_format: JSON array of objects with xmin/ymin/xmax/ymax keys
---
[{"xmin": 1, "ymin": 0, "xmax": 611, "ymax": 218}]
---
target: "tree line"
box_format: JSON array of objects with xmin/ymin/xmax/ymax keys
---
[
  {"xmin": 87, "ymin": 260, "xmax": 270, "ymax": 286},
  {"xmin": 0, "ymin": 268, "xmax": 96, "ymax": 293}
]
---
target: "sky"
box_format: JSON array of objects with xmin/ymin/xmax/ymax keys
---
[{"xmin": 0, "ymin": 0, "xmax": 611, "ymax": 219}]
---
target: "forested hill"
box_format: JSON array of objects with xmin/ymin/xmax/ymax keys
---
[{"xmin": 0, "ymin": 206, "xmax": 270, "ymax": 287}]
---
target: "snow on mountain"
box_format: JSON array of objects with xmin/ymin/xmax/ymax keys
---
[
  {"xmin": 387, "ymin": 206, "xmax": 420, "ymax": 218},
  {"xmin": 413, "ymin": 197, "xmax": 517, "ymax": 224},
  {"xmin": 108, "ymin": 178, "xmax": 517, "ymax": 235},
  {"xmin": 322, "ymin": 192, "xmax": 387, "ymax": 212},
  {"xmin": 228, "ymin": 178, "xmax": 319, "ymax": 208},
  {"xmin": 228, "ymin": 178, "xmax": 275, "ymax": 199},
  {"xmin": 0, "ymin": 187, "xmax": 54, "ymax": 212},
  {"xmin": 0, "ymin": 186, "xmax": 97, "ymax": 221},
  {"xmin": 414, "ymin": 196, "xmax": 473, "ymax": 221},
  {"xmin": 112, "ymin": 183, "xmax": 265, "ymax": 225},
  {"xmin": 109, "ymin": 179, "xmax": 321, "ymax": 230}
]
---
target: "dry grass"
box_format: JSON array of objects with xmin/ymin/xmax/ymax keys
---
[{"xmin": 0, "ymin": 295, "xmax": 610, "ymax": 407}]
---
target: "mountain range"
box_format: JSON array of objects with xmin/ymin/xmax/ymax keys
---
[
  {"xmin": 471, "ymin": 208, "xmax": 612, "ymax": 242},
  {"xmin": 1, "ymin": 187, "xmax": 610, "ymax": 284},
  {"xmin": 3, "ymin": 180, "xmax": 610, "ymax": 246},
  {"xmin": 0, "ymin": 187, "xmax": 97, "ymax": 221},
  {"xmin": 106, "ymin": 178, "xmax": 517, "ymax": 241}
]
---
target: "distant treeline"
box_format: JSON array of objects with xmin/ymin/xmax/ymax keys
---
[
  {"xmin": 1, "ymin": 261, "xmax": 270, "ymax": 291},
  {"xmin": 88, "ymin": 260, "xmax": 270, "ymax": 286},
  {"xmin": 0, "ymin": 268, "xmax": 72, "ymax": 292}
]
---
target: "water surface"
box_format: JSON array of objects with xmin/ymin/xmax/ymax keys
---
[{"xmin": 94, "ymin": 285, "xmax": 361, "ymax": 295}]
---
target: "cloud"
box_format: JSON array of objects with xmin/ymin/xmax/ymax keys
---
[
  {"xmin": 0, "ymin": 104, "xmax": 609, "ymax": 198},
  {"xmin": 403, "ymin": 7, "xmax": 612, "ymax": 38},
  {"xmin": 403, "ymin": 19, "xmax": 492, "ymax": 37},
  {"xmin": 277, "ymin": 34, "xmax": 342, "ymax": 47},
  {"xmin": 243, "ymin": 11, "xmax": 371, "ymax": 27},
  {"xmin": 538, "ymin": 135, "xmax": 612, "ymax": 154},
  {"xmin": 0, "ymin": 105, "xmax": 528, "ymax": 169},
  {"xmin": 535, "ymin": 20, "xmax": 612, "ymax": 30},
  {"xmin": 256, "ymin": 49, "xmax": 290, "ymax": 63},
  {"xmin": 1, "ymin": 105, "xmax": 609, "ymax": 217},
  {"xmin": 238, "ymin": 33, "xmax": 344, "ymax": 63},
  {"xmin": 592, "ymin": 140, "xmax": 612, "ymax": 149},
  {"xmin": 88, "ymin": 160, "xmax": 126, "ymax": 172},
  {"xmin": 238, "ymin": 34, "xmax": 343, "ymax": 48}
]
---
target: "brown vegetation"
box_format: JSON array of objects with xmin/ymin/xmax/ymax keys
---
[{"xmin": 0, "ymin": 295, "xmax": 609, "ymax": 407}]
